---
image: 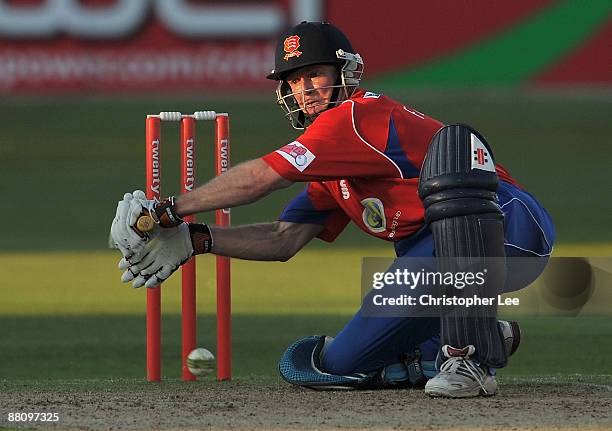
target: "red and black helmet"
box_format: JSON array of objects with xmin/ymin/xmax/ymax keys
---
[
  {"xmin": 267, "ymin": 21, "xmax": 356, "ymax": 81},
  {"xmin": 268, "ymin": 21, "xmax": 364, "ymax": 129}
]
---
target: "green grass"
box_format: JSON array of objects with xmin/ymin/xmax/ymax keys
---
[
  {"xmin": 1, "ymin": 91, "xmax": 611, "ymax": 386},
  {"xmin": 0, "ymin": 314, "xmax": 343, "ymax": 379},
  {"xmin": 1, "ymin": 245, "xmax": 608, "ymax": 316},
  {"xmin": 0, "ymin": 248, "xmax": 392, "ymax": 316},
  {"xmin": 1, "ymin": 247, "xmax": 611, "ymax": 382},
  {"xmin": 1, "ymin": 91, "xmax": 611, "ymax": 250},
  {"xmin": 0, "ymin": 314, "xmax": 610, "ymax": 381}
]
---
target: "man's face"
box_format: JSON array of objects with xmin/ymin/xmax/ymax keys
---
[{"xmin": 286, "ymin": 64, "xmax": 338, "ymax": 117}]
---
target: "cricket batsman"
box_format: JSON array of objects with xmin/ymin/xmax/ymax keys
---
[{"xmin": 110, "ymin": 22, "xmax": 555, "ymax": 398}]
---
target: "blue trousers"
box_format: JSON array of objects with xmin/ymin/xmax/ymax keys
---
[{"xmin": 322, "ymin": 182, "xmax": 555, "ymax": 375}]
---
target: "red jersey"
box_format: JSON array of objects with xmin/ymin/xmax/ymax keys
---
[{"xmin": 263, "ymin": 89, "xmax": 517, "ymax": 242}]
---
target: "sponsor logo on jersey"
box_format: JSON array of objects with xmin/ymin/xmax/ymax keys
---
[
  {"xmin": 276, "ymin": 141, "xmax": 315, "ymax": 172},
  {"xmin": 470, "ymin": 133, "xmax": 495, "ymax": 172},
  {"xmin": 388, "ymin": 210, "xmax": 402, "ymax": 239},
  {"xmin": 361, "ymin": 198, "xmax": 386, "ymax": 233},
  {"xmin": 339, "ymin": 180, "xmax": 350, "ymax": 199},
  {"xmin": 363, "ymin": 91, "xmax": 381, "ymax": 98},
  {"xmin": 283, "ymin": 35, "xmax": 302, "ymax": 61}
]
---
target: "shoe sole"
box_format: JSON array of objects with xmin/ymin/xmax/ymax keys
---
[
  {"xmin": 425, "ymin": 388, "xmax": 497, "ymax": 398},
  {"xmin": 425, "ymin": 376, "xmax": 498, "ymax": 398},
  {"xmin": 425, "ymin": 382, "xmax": 497, "ymax": 398}
]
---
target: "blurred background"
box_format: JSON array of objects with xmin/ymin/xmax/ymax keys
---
[
  {"xmin": 1, "ymin": 0, "xmax": 611, "ymax": 381},
  {"xmin": 1, "ymin": 0, "xmax": 611, "ymax": 248}
]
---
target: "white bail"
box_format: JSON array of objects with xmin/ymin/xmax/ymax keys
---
[{"xmin": 470, "ymin": 133, "xmax": 496, "ymax": 172}]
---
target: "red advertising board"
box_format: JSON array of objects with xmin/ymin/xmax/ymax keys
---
[
  {"xmin": 0, "ymin": 0, "xmax": 609, "ymax": 93},
  {"xmin": 0, "ymin": 0, "xmax": 323, "ymax": 93}
]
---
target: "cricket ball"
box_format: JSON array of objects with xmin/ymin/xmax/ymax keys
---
[{"xmin": 186, "ymin": 348, "xmax": 215, "ymax": 376}]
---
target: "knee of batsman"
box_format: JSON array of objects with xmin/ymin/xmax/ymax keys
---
[
  {"xmin": 320, "ymin": 345, "xmax": 364, "ymax": 376},
  {"xmin": 418, "ymin": 124, "xmax": 503, "ymax": 224}
]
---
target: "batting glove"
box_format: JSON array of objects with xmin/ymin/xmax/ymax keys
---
[
  {"xmin": 110, "ymin": 190, "xmax": 153, "ymax": 262},
  {"xmin": 119, "ymin": 223, "xmax": 213, "ymax": 288},
  {"xmin": 132, "ymin": 195, "xmax": 184, "ymax": 229}
]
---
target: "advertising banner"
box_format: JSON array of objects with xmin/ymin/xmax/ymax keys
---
[
  {"xmin": 0, "ymin": 0, "xmax": 610, "ymax": 94},
  {"xmin": 0, "ymin": 0, "xmax": 322, "ymax": 93}
]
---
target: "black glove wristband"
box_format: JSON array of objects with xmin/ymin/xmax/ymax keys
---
[
  {"xmin": 188, "ymin": 223, "xmax": 213, "ymax": 255},
  {"xmin": 154, "ymin": 196, "xmax": 184, "ymax": 227}
]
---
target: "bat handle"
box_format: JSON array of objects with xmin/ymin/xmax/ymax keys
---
[{"xmin": 133, "ymin": 214, "xmax": 156, "ymax": 237}]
